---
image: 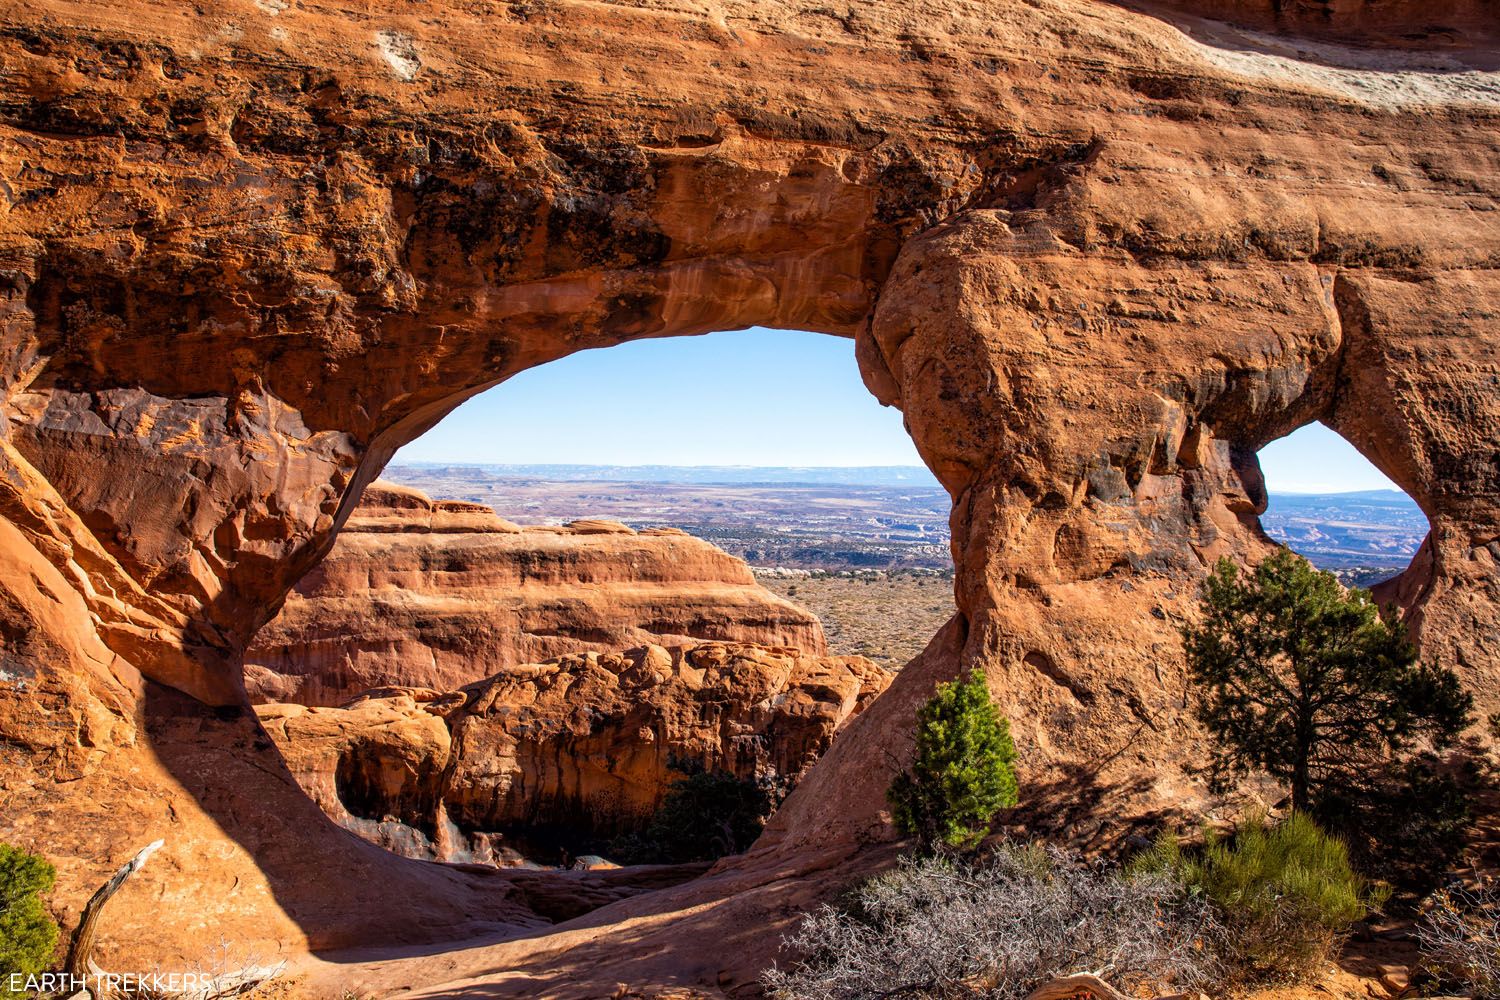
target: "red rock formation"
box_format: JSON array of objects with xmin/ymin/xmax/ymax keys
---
[
  {"xmin": 257, "ymin": 642, "xmax": 888, "ymax": 861},
  {"xmin": 443, "ymin": 642, "xmax": 887, "ymax": 840},
  {"xmin": 0, "ymin": 0, "xmax": 1495, "ymax": 993},
  {"xmin": 254, "ymin": 692, "xmax": 457, "ymax": 860},
  {"xmin": 245, "ymin": 481, "xmax": 826, "ymax": 704}
]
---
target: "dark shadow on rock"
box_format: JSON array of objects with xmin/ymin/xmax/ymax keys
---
[
  {"xmin": 139, "ymin": 679, "xmax": 704, "ymax": 960},
  {"xmin": 141, "ymin": 680, "xmax": 540, "ymax": 951},
  {"xmin": 1109, "ymin": 0, "xmax": 1500, "ymax": 72},
  {"xmin": 1007, "ymin": 723, "xmax": 1182, "ymax": 858}
]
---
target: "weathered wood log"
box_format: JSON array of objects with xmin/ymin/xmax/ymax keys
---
[{"xmin": 64, "ymin": 840, "xmax": 164, "ymax": 978}]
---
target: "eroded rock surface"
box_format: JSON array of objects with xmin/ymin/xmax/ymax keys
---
[
  {"xmin": 257, "ymin": 642, "xmax": 888, "ymax": 861},
  {"xmin": 245, "ymin": 481, "xmax": 826, "ymax": 704},
  {"xmin": 0, "ymin": 0, "xmax": 1495, "ymax": 993}
]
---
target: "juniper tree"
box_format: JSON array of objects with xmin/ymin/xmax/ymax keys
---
[
  {"xmin": 1183, "ymin": 549, "xmax": 1472, "ymax": 815},
  {"xmin": 887, "ymin": 671, "xmax": 1018, "ymax": 851}
]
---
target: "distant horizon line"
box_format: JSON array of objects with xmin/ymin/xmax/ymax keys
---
[
  {"xmin": 390, "ymin": 461, "xmax": 936, "ymax": 469},
  {"xmin": 386, "ymin": 462, "xmax": 1409, "ymax": 497}
]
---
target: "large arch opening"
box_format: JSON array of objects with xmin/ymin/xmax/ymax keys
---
[{"xmin": 244, "ymin": 327, "xmax": 949, "ymax": 885}]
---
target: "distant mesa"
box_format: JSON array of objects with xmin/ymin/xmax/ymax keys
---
[
  {"xmin": 387, "ymin": 462, "xmax": 946, "ymax": 488},
  {"xmin": 383, "ymin": 465, "xmax": 956, "ymax": 573},
  {"xmin": 1261, "ymin": 489, "xmax": 1426, "ymax": 575},
  {"xmin": 245, "ymin": 481, "xmax": 830, "ymax": 705}
]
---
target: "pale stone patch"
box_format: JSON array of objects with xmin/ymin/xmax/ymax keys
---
[
  {"xmin": 1160, "ymin": 17, "xmax": 1500, "ymax": 109},
  {"xmin": 185, "ymin": 21, "xmax": 241, "ymax": 60},
  {"xmin": 376, "ymin": 29, "xmax": 421, "ymax": 81}
]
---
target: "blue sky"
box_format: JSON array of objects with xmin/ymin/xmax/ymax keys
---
[
  {"xmin": 396, "ymin": 327, "xmax": 1401, "ymax": 494},
  {"xmin": 1258, "ymin": 422, "xmax": 1398, "ymax": 494},
  {"xmin": 397, "ymin": 328, "xmax": 923, "ymax": 467}
]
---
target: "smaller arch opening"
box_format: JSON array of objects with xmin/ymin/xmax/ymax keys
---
[{"xmin": 1257, "ymin": 422, "xmax": 1428, "ymax": 590}]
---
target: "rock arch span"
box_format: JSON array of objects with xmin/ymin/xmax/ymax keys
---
[{"xmin": 0, "ymin": 0, "xmax": 1496, "ymax": 993}]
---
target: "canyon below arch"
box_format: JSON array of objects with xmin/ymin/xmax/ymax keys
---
[{"xmin": 0, "ymin": 0, "xmax": 1497, "ymax": 996}]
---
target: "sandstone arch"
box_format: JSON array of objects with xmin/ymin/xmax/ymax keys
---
[{"xmin": 0, "ymin": 0, "xmax": 1496, "ymax": 993}]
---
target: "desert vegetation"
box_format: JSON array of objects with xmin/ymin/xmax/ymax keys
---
[
  {"xmin": 762, "ymin": 846, "xmax": 1224, "ymax": 1000},
  {"xmin": 1131, "ymin": 812, "xmax": 1382, "ymax": 985},
  {"xmin": 1184, "ymin": 550, "xmax": 1477, "ymax": 895},
  {"xmin": 759, "ymin": 571, "xmax": 954, "ymax": 670},
  {"xmin": 1418, "ymin": 882, "xmax": 1500, "ymax": 998},
  {"xmin": 887, "ymin": 671, "xmax": 1018, "ymax": 852},
  {"xmin": 768, "ymin": 802, "xmax": 1390, "ymax": 998},
  {"xmin": 0, "ymin": 843, "xmax": 58, "ymax": 998}
]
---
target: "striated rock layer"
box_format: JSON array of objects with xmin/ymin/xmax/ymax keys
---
[
  {"xmin": 244, "ymin": 481, "xmax": 827, "ymax": 705},
  {"xmin": 256, "ymin": 641, "xmax": 888, "ymax": 860},
  {"xmin": 0, "ymin": 0, "xmax": 1496, "ymax": 993}
]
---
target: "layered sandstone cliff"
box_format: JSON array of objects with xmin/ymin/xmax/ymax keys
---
[
  {"xmin": 0, "ymin": 0, "xmax": 1495, "ymax": 994},
  {"xmin": 244, "ymin": 481, "xmax": 826, "ymax": 704},
  {"xmin": 256, "ymin": 642, "xmax": 888, "ymax": 861}
]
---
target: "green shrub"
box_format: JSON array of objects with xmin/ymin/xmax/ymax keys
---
[
  {"xmin": 610, "ymin": 764, "xmax": 775, "ymax": 864},
  {"xmin": 1132, "ymin": 812, "xmax": 1384, "ymax": 984},
  {"xmin": 0, "ymin": 843, "xmax": 59, "ymax": 998},
  {"xmin": 887, "ymin": 671, "xmax": 1018, "ymax": 852}
]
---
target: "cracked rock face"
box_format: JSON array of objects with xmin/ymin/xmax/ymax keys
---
[
  {"xmin": 0, "ymin": 0, "xmax": 1496, "ymax": 992},
  {"xmin": 256, "ymin": 641, "xmax": 888, "ymax": 862}
]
